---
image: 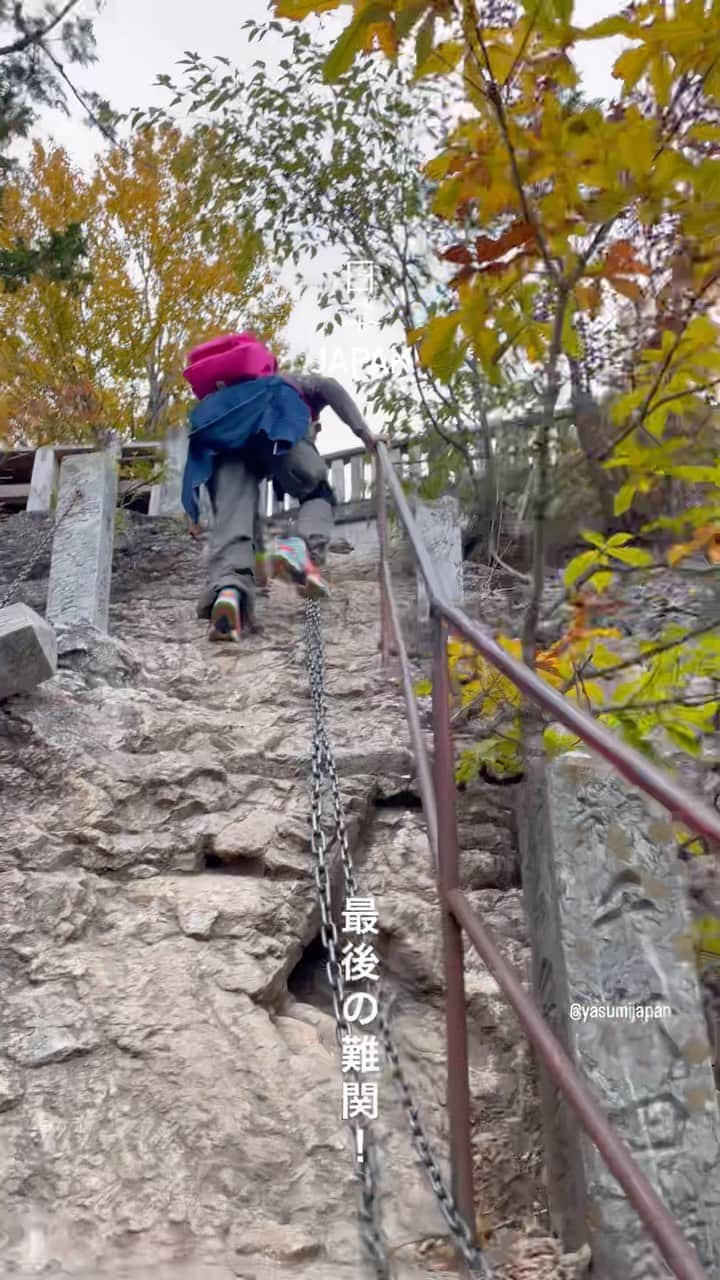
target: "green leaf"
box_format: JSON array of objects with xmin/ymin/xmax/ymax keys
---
[
  {"xmin": 693, "ymin": 915, "xmax": 720, "ymax": 957},
  {"xmin": 415, "ymin": 8, "xmax": 435, "ymax": 68},
  {"xmin": 614, "ymin": 483, "xmax": 636, "ymax": 516},
  {"xmin": 613, "ymin": 44, "xmax": 651, "ymax": 93},
  {"xmin": 522, "ymin": 0, "xmax": 574, "ymax": 24},
  {"xmin": 579, "ymin": 13, "xmax": 633, "ymax": 37},
  {"xmin": 419, "ymin": 312, "xmax": 461, "ymax": 375},
  {"xmin": 665, "ymin": 723, "xmax": 701, "ymax": 755},
  {"xmin": 396, "ymin": 1, "xmax": 426, "ymax": 39},
  {"xmin": 433, "ymin": 336, "xmax": 468, "ymax": 382},
  {"xmin": 544, "ymin": 724, "xmax": 582, "ymax": 755},
  {"xmin": 277, "ymin": 0, "xmax": 341, "ymax": 16},
  {"xmin": 665, "ymin": 465, "xmax": 720, "ymax": 484},
  {"xmin": 432, "ymin": 177, "xmax": 464, "ymax": 217},
  {"xmin": 587, "ymin": 571, "xmax": 615, "ymax": 593},
  {"xmin": 414, "ymin": 678, "xmax": 432, "ymax": 696},
  {"xmin": 618, "ymin": 721, "xmax": 655, "ymax": 757},
  {"xmin": 580, "ymin": 529, "xmax": 608, "ymax": 549},
  {"xmin": 642, "ymin": 506, "xmax": 720, "ymax": 534},
  {"xmin": 604, "ymin": 545, "xmax": 654, "ymax": 568},
  {"xmin": 564, "ymin": 549, "xmax": 598, "ymax": 588},
  {"xmin": 415, "ymin": 41, "xmax": 465, "ymax": 79},
  {"xmin": 591, "ymin": 643, "xmax": 624, "ymax": 669},
  {"xmin": 323, "ymin": 4, "xmax": 388, "ymax": 82}
]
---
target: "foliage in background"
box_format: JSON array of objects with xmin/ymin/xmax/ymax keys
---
[
  {"xmin": 130, "ymin": 21, "xmax": 547, "ymax": 557},
  {"xmin": 0, "ymin": 125, "xmax": 290, "ymax": 445},
  {"xmin": 274, "ymin": 0, "xmax": 720, "ymax": 963},
  {"xmin": 271, "ymin": 2, "xmax": 719, "ymax": 702},
  {"xmin": 0, "ymin": 0, "xmax": 108, "ymax": 287}
]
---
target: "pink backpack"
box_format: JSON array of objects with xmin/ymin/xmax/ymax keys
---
[{"xmin": 183, "ymin": 333, "xmax": 278, "ymax": 400}]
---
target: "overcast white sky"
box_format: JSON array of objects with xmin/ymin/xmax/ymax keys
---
[{"xmin": 28, "ymin": 0, "xmax": 625, "ymax": 452}]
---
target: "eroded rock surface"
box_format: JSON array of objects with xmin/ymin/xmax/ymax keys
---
[{"xmin": 0, "ymin": 516, "xmax": 537, "ymax": 1279}]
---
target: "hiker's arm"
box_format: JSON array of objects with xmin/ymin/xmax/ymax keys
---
[{"xmin": 305, "ymin": 375, "xmax": 378, "ymax": 447}]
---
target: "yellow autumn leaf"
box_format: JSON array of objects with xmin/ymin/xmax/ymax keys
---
[
  {"xmin": 432, "ymin": 176, "xmax": 465, "ymax": 218},
  {"xmin": 612, "ymin": 44, "xmax": 650, "ymax": 92},
  {"xmin": 575, "ymin": 280, "xmax": 602, "ymax": 311},
  {"xmin": 323, "ymin": 4, "xmax": 393, "ymax": 80},
  {"xmin": 415, "ymin": 40, "xmax": 464, "ymax": 78},
  {"xmin": 418, "ymin": 312, "xmax": 461, "ymax": 371},
  {"xmin": 498, "ymin": 634, "xmax": 522, "ymax": 660},
  {"xmin": 275, "ymin": 0, "xmax": 341, "ymax": 15},
  {"xmin": 362, "ymin": 18, "xmax": 398, "ymax": 57},
  {"xmin": 425, "ymin": 152, "xmax": 455, "ymax": 181},
  {"xmin": 668, "ymin": 526, "xmax": 720, "ymax": 566},
  {"xmin": 0, "ymin": 129, "xmax": 287, "ymax": 446}
]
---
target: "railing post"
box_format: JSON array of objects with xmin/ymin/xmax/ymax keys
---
[
  {"xmin": 376, "ymin": 451, "xmax": 391, "ymax": 671},
  {"xmin": 432, "ymin": 612, "xmax": 476, "ymax": 1265}
]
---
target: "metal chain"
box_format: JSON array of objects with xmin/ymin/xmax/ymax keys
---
[
  {"xmin": 377, "ymin": 997, "xmax": 492, "ymax": 1278},
  {"xmin": 305, "ymin": 601, "xmax": 390, "ymax": 1280},
  {"xmin": 0, "ymin": 487, "xmax": 82, "ymax": 610},
  {"xmin": 304, "ymin": 600, "xmax": 492, "ymax": 1279}
]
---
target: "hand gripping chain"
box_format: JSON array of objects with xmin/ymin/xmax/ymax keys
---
[{"xmin": 304, "ymin": 601, "xmax": 492, "ymax": 1279}]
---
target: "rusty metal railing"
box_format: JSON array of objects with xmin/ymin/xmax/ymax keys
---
[{"xmin": 373, "ymin": 441, "xmax": 720, "ymax": 1280}]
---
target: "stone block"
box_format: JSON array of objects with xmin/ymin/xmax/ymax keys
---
[
  {"xmin": 26, "ymin": 446, "xmax": 58, "ymax": 515},
  {"xmin": 148, "ymin": 424, "xmax": 188, "ymax": 517},
  {"xmin": 413, "ymin": 496, "xmax": 463, "ymax": 652},
  {"xmin": 330, "ymin": 458, "xmax": 346, "ymax": 504},
  {"xmin": 0, "ymin": 604, "xmax": 57, "ymax": 701},
  {"xmin": 518, "ymin": 749, "xmax": 720, "ymax": 1278},
  {"xmin": 46, "ymin": 450, "xmax": 118, "ymax": 633},
  {"xmin": 350, "ymin": 453, "xmax": 365, "ymax": 502}
]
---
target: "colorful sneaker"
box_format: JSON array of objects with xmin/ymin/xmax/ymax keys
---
[
  {"xmin": 209, "ymin": 588, "xmax": 243, "ymax": 642},
  {"xmin": 272, "ymin": 536, "xmax": 330, "ymax": 600}
]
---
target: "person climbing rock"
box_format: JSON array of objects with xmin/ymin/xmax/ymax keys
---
[{"xmin": 180, "ymin": 332, "xmax": 380, "ymax": 642}]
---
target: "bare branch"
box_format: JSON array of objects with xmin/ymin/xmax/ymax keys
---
[{"xmin": 0, "ymin": 0, "xmax": 82, "ymax": 58}]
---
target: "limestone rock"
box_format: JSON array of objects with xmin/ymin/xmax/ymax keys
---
[
  {"xmin": 0, "ymin": 518, "xmax": 535, "ymax": 1279},
  {"xmin": 0, "ymin": 603, "xmax": 57, "ymax": 701}
]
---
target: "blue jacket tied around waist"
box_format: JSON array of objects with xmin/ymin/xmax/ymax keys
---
[{"xmin": 181, "ymin": 375, "xmax": 311, "ymax": 523}]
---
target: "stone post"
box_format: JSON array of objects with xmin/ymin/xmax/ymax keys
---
[
  {"xmin": 26, "ymin": 446, "xmax": 58, "ymax": 514},
  {"xmin": 0, "ymin": 604, "xmax": 57, "ymax": 701},
  {"xmin": 350, "ymin": 453, "xmax": 364, "ymax": 502},
  {"xmin": 516, "ymin": 749, "xmax": 720, "ymax": 1278},
  {"xmin": 331, "ymin": 458, "xmax": 346, "ymax": 504},
  {"xmin": 148, "ymin": 424, "xmax": 188, "ymax": 517},
  {"xmin": 46, "ymin": 449, "xmax": 118, "ymax": 633},
  {"xmin": 414, "ymin": 495, "xmax": 463, "ymax": 651}
]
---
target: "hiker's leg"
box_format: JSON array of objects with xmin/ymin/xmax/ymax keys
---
[
  {"xmin": 254, "ymin": 488, "xmax": 270, "ymax": 591},
  {"xmin": 273, "ymin": 436, "xmax": 334, "ymax": 567},
  {"xmin": 197, "ymin": 451, "xmax": 258, "ymax": 623},
  {"xmin": 297, "ymin": 497, "xmax": 333, "ymax": 568}
]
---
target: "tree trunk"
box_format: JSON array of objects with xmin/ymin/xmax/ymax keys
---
[
  {"xmin": 460, "ymin": 360, "xmax": 501, "ymax": 559},
  {"xmin": 569, "ymin": 359, "xmax": 617, "ymax": 532}
]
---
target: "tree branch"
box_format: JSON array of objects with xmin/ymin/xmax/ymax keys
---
[
  {"xmin": 38, "ymin": 37, "xmax": 119, "ymax": 147},
  {"xmin": 458, "ymin": 1, "xmax": 559, "ymax": 280},
  {"xmin": 0, "ymin": 0, "xmax": 81, "ymax": 58},
  {"xmin": 522, "ymin": 283, "xmax": 568, "ymax": 667},
  {"xmin": 559, "ymin": 615, "xmax": 719, "ymax": 691}
]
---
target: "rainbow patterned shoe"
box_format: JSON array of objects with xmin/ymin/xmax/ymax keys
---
[
  {"xmin": 272, "ymin": 536, "xmax": 330, "ymax": 600},
  {"xmin": 209, "ymin": 588, "xmax": 243, "ymax": 642}
]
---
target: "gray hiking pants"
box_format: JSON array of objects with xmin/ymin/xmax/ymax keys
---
[{"xmin": 196, "ymin": 436, "xmax": 334, "ymax": 622}]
